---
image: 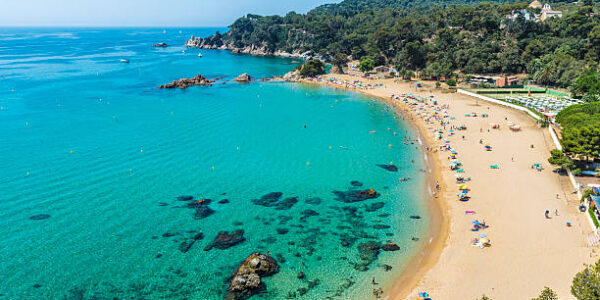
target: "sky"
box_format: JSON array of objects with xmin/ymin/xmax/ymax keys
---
[{"xmin": 0, "ymin": 0, "xmax": 340, "ymax": 27}]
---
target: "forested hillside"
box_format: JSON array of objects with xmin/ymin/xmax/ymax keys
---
[{"xmin": 195, "ymin": 0, "xmax": 600, "ymax": 96}]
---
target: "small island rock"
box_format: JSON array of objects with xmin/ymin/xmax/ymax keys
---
[
  {"xmin": 158, "ymin": 74, "xmax": 215, "ymax": 89},
  {"xmin": 233, "ymin": 73, "xmax": 251, "ymax": 83},
  {"xmin": 225, "ymin": 253, "xmax": 279, "ymax": 300}
]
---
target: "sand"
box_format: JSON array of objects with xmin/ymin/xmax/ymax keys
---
[{"xmin": 301, "ymin": 74, "xmax": 597, "ymax": 300}]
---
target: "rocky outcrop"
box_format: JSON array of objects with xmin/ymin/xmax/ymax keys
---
[
  {"xmin": 158, "ymin": 74, "xmax": 214, "ymax": 89},
  {"xmin": 152, "ymin": 43, "xmax": 169, "ymax": 47},
  {"xmin": 283, "ymin": 70, "xmax": 301, "ymax": 82},
  {"xmin": 184, "ymin": 34, "xmax": 319, "ymax": 60},
  {"xmin": 225, "ymin": 253, "xmax": 279, "ymax": 300},
  {"xmin": 233, "ymin": 73, "xmax": 251, "ymax": 83}
]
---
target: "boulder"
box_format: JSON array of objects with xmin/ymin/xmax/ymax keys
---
[
  {"xmin": 225, "ymin": 253, "xmax": 279, "ymax": 300},
  {"xmin": 233, "ymin": 73, "xmax": 251, "ymax": 83},
  {"xmin": 158, "ymin": 74, "xmax": 215, "ymax": 89}
]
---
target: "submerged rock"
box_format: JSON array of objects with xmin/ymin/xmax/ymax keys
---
[
  {"xmin": 29, "ymin": 214, "xmax": 50, "ymax": 220},
  {"xmin": 252, "ymin": 192, "xmax": 283, "ymax": 207},
  {"xmin": 177, "ymin": 195, "xmax": 194, "ymax": 201},
  {"xmin": 382, "ymin": 241, "xmax": 400, "ymax": 251},
  {"xmin": 276, "ymin": 228, "xmax": 289, "ymax": 235},
  {"xmin": 204, "ymin": 230, "xmax": 245, "ymax": 251},
  {"xmin": 158, "ymin": 74, "xmax": 215, "ymax": 89},
  {"xmin": 333, "ymin": 188, "xmax": 380, "ymax": 203},
  {"xmin": 225, "ymin": 253, "xmax": 279, "ymax": 300},
  {"xmin": 218, "ymin": 199, "xmax": 230, "ymax": 204},
  {"xmin": 350, "ymin": 181, "xmax": 363, "ymax": 187},
  {"xmin": 152, "ymin": 42, "xmax": 169, "ymax": 47},
  {"xmin": 305, "ymin": 197, "xmax": 322, "ymax": 205},
  {"xmin": 356, "ymin": 241, "xmax": 381, "ymax": 271},
  {"xmin": 410, "ymin": 215, "xmax": 422, "ymax": 220},
  {"xmin": 194, "ymin": 206, "xmax": 215, "ymax": 219},
  {"xmin": 365, "ymin": 202, "xmax": 385, "ymax": 212},
  {"xmin": 275, "ymin": 197, "xmax": 298, "ymax": 210},
  {"xmin": 377, "ymin": 164, "xmax": 398, "ymax": 172},
  {"xmin": 179, "ymin": 232, "xmax": 205, "ymax": 253}
]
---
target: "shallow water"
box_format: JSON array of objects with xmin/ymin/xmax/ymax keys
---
[{"xmin": 0, "ymin": 28, "xmax": 428, "ymax": 299}]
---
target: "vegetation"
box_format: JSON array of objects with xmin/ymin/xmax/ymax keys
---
[
  {"xmin": 555, "ymin": 102, "xmax": 600, "ymax": 160},
  {"xmin": 548, "ymin": 149, "xmax": 575, "ymax": 170},
  {"xmin": 297, "ymin": 59, "xmax": 326, "ymax": 77},
  {"xmin": 572, "ymin": 259, "xmax": 600, "ymax": 299},
  {"xmin": 589, "ymin": 207, "xmax": 599, "ymax": 228},
  {"xmin": 532, "ymin": 287, "xmax": 559, "ymax": 300},
  {"xmin": 210, "ymin": 0, "xmax": 600, "ymax": 91}
]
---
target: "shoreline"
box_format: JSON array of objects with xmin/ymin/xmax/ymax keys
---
[
  {"xmin": 296, "ymin": 74, "xmax": 595, "ymax": 299},
  {"xmin": 297, "ymin": 78, "xmax": 450, "ymax": 300}
]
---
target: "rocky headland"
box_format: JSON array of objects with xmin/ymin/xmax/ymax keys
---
[{"xmin": 184, "ymin": 34, "xmax": 318, "ymax": 59}]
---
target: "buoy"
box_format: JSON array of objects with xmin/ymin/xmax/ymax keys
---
[
  {"xmin": 140, "ymin": 149, "xmax": 143, "ymax": 153},
  {"xmin": 236, "ymin": 146, "xmax": 239, "ymax": 151},
  {"xmin": 70, "ymin": 150, "xmax": 74, "ymax": 154},
  {"xmin": 306, "ymin": 162, "xmax": 310, "ymax": 165},
  {"xmin": 329, "ymin": 146, "xmax": 332, "ymax": 150},
  {"xmin": 212, "ymin": 166, "xmax": 215, "ymax": 170},
  {"xmin": 389, "ymin": 144, "xmax": 392, "ymax": 148},
  {"xmin": 129, "ymin": 169, "xmax": 133, "ymax": 173},
  {"xmin": 389, "ymin": 161, "xmax": 393, "ymax": 165}
]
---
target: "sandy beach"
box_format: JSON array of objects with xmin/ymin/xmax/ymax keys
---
[{"xmin": 301, "ymin": 74, "xmax": 597, "ymax": 300}]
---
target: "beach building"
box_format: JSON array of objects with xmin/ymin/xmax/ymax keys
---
[
  {"xmin": 529, "ymin": 0, "xmax": 543, "ymax": 9},
  {"xmin": 540, "ymin": 4, "xmax": 563, "ymax": 21},
  {"xmin": 495, "ymin": 76, "xmax": 519, "ymax": 88}
]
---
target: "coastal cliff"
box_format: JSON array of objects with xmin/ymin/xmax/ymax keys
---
[{"xmin": 184, "ymin": 33, "xmax": 318, "ymax": 59}]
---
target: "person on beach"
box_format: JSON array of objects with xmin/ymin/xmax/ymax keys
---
[{"xmin": 545, "ymin": 210, "xmax": 550, "ymax": 219}]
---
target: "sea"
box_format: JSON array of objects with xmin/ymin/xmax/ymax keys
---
[{"xmin": 0, "ymin": 27, "xmax": 429, "ymax": 300}]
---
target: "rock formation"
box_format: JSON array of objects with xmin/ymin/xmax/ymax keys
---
[
  {"xmin": 152, "ymin": 43, "xmax": 169, "ymax": 47},
  {"xmin": 233, "ymin": 73, "xmax": 251, "ymax": 83},
  {"xmin": 225, "ymin": 253, "xmax": 279, "ymax": 300},
  {"xmin": 283, "ymin": 70, "xmax": 301, "ymax": 82},
  {"xmin": 158, "ymin": 74, "xmax": 214, "ymax": 89}
]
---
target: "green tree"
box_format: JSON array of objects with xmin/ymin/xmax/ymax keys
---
[
  {"xmin": 572, "ymin": 260, "xmax": 600, "ymax": 299},
  {"xmin": 332, "ymin": 53, "xmax": 349, "ymax": 73},
  {"xmin": 532, "ymin": 287, "xmax": 559, "ymax": 300},
  {"xmin": 570, "ymin": 68, "xmax": 600, "ymax": 101},
  {"xmin": 548, "ymin": 149, "xmax": 575, "ymax": 170},
  {"xmin": 359, "ymin": 57, "xmax": 375, "ymax": 72},
  {"xmin": 446, "ymin": 78, "xmax": 457, "ymax": 87},
  {"xmin": 298, "ymin": 59, "xmax": 326, "ymax": 77}
]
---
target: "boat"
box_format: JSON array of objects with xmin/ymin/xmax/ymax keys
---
[
  {"xmin": 198, "ymin": 53, "xmax": 203, "ymax": 57},
  {"xmin": 120, "ymin": 59, "xmax": 129, "ymax": 63}
]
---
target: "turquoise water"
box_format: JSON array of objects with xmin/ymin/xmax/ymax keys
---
[{"xmin": 0, "ymin": 28, "xmax": 428, "ymax": 299}]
